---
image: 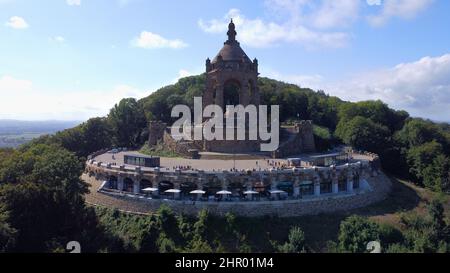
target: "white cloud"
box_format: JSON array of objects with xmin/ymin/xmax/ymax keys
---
[
  {"xmin": 269, "ymin": 54, "xmax": 450, "ymax": 122},
  {"xmin": 52, "ymin": 36, "xmax": 65, "ymax": 43},
  {"xmin": 5, "ymin": 16, "xmax": 28, "ymax": 29},
  {"xmin": 198, "ymin": 8, "xmax": 350, "ymax": 49},
  {"xmin": 172, "ymin": 68, "xmax": 203, "ymax": 83},
  {"xmin": 0, "ymin": 75, "xmax": 33, "ymax": 92},
  {"xmin": 367, "ymin": 0, "xmax": 382, "ymax": 6},
  {"xmin": 199, "ymin": 1, "xmax": 434, "ymax": 48},
  {"xmin": 0, "ymin": 75, "xmax": 151, "ymax": 120},
  {"xmin": 368, "ymin": 0, "xmax": 433, "ymax": 26},
  {"xmin": 311, "ymin": 0, "xmax": 361, "ymax": 29},
  {"xmin": 66, "ymin": 0, "xmax": 81, "ymax": 6},
  {"xmin": 132, "ymin": 31, "xmax": 188, "ymax": 49}
]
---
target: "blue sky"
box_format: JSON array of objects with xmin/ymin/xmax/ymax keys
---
[{"xmin": 0, "ymin": 0, "xmax": 449, "ymax": 122}]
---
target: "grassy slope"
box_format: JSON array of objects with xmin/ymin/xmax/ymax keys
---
[{"xmin": 93, "ymin": 175, "xmax": 449, "ymax": 253}]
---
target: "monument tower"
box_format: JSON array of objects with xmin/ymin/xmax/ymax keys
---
[{"xmin": 203, "ymin": 19, "xmax": 260, "ymax": 110}]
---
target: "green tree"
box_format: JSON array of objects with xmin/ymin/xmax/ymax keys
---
[
  {"xmin": 0, "ymin": 214, "xmax": 17, "ymax": 252},
  {"xmin": 278, "ymin": 226, "xmax": 306, "ymax": 253},
  {"xmin": 108, "ymin": 98, "xmax": 147, "ymax": 148},
  {"xmin": 406, "ymin": 141, "xmax": 443, "ymax": 184},
  {"xmin": 335, "ymin": 116, "xmax": 391, "ymax": 154},
  {"xmin": 421, "ymin": 154, "xmax": 450, "ymax": 192},
  {"xmin": 396, "ymin": 118, "xmax": 449, "ymax": 150},
  {"xmin": 337, "ymin": 215, "xmax": 380, "ymax": 253}
]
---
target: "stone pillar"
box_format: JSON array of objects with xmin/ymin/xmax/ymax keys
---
[
  {"xmin": 240, "ymin": 82, "xmax": 250, "ymax": 106},
  {"xmin": 197, "ymin": 186, "xmax": 203, "ymax": 200},
  {"xmin": 314, "ymin": 182, "xmax": 321, "ymax": 197},
  {"xmin": 332, "ymin": 174, "xmax": 339, "ymax": 194},
  {"xmin": 293, "ymin": 186, "xmax": 300, "ymax": 198},
  {"xmin": 174, "ymin": 184, "xmax": 180, "ymax": 200},
  {"xmin": 293, "ymin": 178, "xmax": 300, "ymax": 197},
  {"xmin": 117, "ymin": 176, "xmax": 124, "ymax": 191},
  {"xmin": 246, "ymin": 185, "xmax": 252, "ymax": 200},
  {"xmin": 313, "ymin": 174, "xmax": 320, "ymax": 197},
  {"xmin": 347, "ymin": 179, "xmax": 354, "ymax": 193},
  {"xmin": 215, "ymin": 84, "xmax": 224, "ymax": 110},
  {"xmin": 133, "ymin": 179, "xmax": 140, "ymax": 195}
]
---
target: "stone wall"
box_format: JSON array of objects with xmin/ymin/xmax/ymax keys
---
[
  {"xmin": 148, "ymin": 121, "xmax": 167, "ymax": 146},
  {"xmin": 84, "ymin": 172, "xmax": 391, "ymax": 217},
  {"xmin": 274, "ymin": 121, "xmax": 316, "ymax": 158},
  {"xmin": 84, "ymin": 151, "xmax": 387, "ymax": 217}
]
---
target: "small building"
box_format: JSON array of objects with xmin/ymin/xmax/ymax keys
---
[
  {"xmin": 124, "ymin": 154, "xmax": 160, "ymax": 168},
  {"xmin": 287, "ymin": 158, "xmax": 302, "ymax": 167},
  {"xmin": 304, "ymin": 152, "xmax": 348, "ymax": 167}
]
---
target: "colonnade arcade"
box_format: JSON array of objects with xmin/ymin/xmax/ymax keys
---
[{"xmin": 89, "ymin": 164, "xmax": 368, "ymax": 201}]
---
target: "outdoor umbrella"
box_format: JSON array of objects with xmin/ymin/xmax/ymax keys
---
[
  {"xmin": 190, "ymin": 190, "xmax": 206, "ymax": 194},
  {"xmin": 216, "ymin": 190, "xmax": 232, "ymax": 195}
]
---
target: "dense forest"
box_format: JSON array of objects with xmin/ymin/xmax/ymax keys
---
[{"xmin": 0, "ymin": 75, "xmax": 449, "ymax": 252}]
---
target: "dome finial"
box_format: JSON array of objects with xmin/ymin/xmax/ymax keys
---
[{"xmin": 227, "ymin": 18, "xmax": 237, "ymax": 42}]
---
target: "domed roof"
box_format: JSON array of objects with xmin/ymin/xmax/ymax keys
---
[
  {"xmin": 212, "ymin": 43, "xmax": 252, "ymax": 64},
  {"xmin": 211, "ymin": 19, "xmax": 252, "ymax": 64}
]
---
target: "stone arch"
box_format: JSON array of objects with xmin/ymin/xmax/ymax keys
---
[
  {"xmin": 353, "ymin": 171, "xmax": 360, "ymax": 189},
  {"xmin": 277, "ymin": 181, "xmax": 294, "ymax": 196},
  {"xmin": 140, "ymin": 178, "xmax": 152, "ymax": 190},
  {"xmin": 338, "ymin": 172, "xmax": 347, "ymax": 192},
  {"xmin": 253, "ymin": 179, "xmax": 270, "ymax": 197},
  {"xmin": 223, "ymin": 79, "xmax": 241, "ymax": 107},
  {"xmin": 180, "ymin": 181, "xmax": 197, "ymax": 198},
  {"xmin": 320, "ymin": 174, "xmax": 332, "ymax": 194},
  {"xmin": 228, "ymin": 180, "xmax": 245, "ymax": 197},
  {"xmin": 123, "ymin": 177, "xmax": 134, "ymax": 192},
  {"xmin": 203, "ymin": 179, "xmax": 222, "ymax": 197},
  {"xmin": 108, "ymin": 175, "xmax": 118, "ymax": 190},
  {"xmin": 158, "ymin": 180, "xmax": 174, "ymax": 195}
]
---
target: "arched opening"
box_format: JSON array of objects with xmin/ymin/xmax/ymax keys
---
[
  {"xmin": 277, "ymin": 181, "xmax": 294, "ymax": 197},
  {"xmin": 180, "ymin": 182, "xmax": 197, "ymax": 199},
  {"xmin": 228, "ymin": 181, "xmax": 245, "ymax": 198},
  {"xmin": 108, "ymin": 176, "xmax": 118, "ymax": 190},
  {"xmin": 158, "ymin": 181, "xmax": 174, "ymax": 196},
  {"xmin": 338, "ymin": 175, "xmax": 347, "ymax": 192},
  {"xmin": 123, "ymin": 177, "xmax": 134, "ymax": 192},
  {"xmin": 320, "ymin": 179, "xmax": 332, "ymax": 194},
  {"xmin": 140, "ymin": 179, "xmax": 152, "ymax": 191},
  {"xmin": 203, "ymin": 179, "xmax": 222, "ymax": 198},
  {"xmin": 353, "ymin": 173, "xmax": 360, "ymax": 189},
  {"xmin": 223, "ymin": 80, "xmax": 240, "ymax": 107},
  {"xmin": 253, "ymin": 178, "xmax": 271, "ymax": 198},
  {"xmin": 299, "ymin": 181, "xmax": 314, "ymax": 196}
]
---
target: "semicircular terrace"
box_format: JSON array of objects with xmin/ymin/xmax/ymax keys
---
[{"xmin": 83, "ymin": 149, "xmax": 391, "ymax": 217}]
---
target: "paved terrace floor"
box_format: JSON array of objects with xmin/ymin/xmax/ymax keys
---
[
  {"xmin": 93, "ymin": 150, "xmax": 373, "ymax": 172},
  {"xmin": 94, "ymin": 151, "xmax": 288, "ymax": 172}
]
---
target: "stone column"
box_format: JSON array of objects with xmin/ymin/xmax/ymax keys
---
[
  {"xmin": 347, "ymin": 170, "xmax": 354, "ymax": 193},
  {"xmin": 240, "ymin": 82, "xmax": 250, "ymax": 106},
  {"xmin": 174, "ymin": 184, "xmax": 181, "ymax": 200},
  {"xmin": 293, "ymin": 178, "xmax": 300, "ymax": 198},
  {"xmin": 246, "ymin": 185, "xmax": 252, "ymax": 200},
  {"xmin": 215, "ymin": 84, "xmax": 224, "ymax": 110},
  {"xmin": 117, "ymin": 176, "xmax": 124, "ymax": 191},
  {"xmin": 313, "ymin": 175, "xmax": 320, "ymax": 197},
  {"xmin": 153, "ymin": 174, "xmax": 160, "ymax": 197},
  {"xmin": 314, "ymin": 182, "xmax": 321, "ymax": 197},
  {"xmin": 133, "ymin": 179, "xmax": 140, "ymax": 195},
  {"xmin": 197, "ymin": 186, "xmax": 204, "ymax": 200},
  {"xmin": 332, "ymin": 173, "xmax": 339, "ymax": 194}
]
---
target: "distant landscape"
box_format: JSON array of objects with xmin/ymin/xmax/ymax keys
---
[{"xmin": 0, "ymin": 120, "xmax": 82, "ymax": 148}]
